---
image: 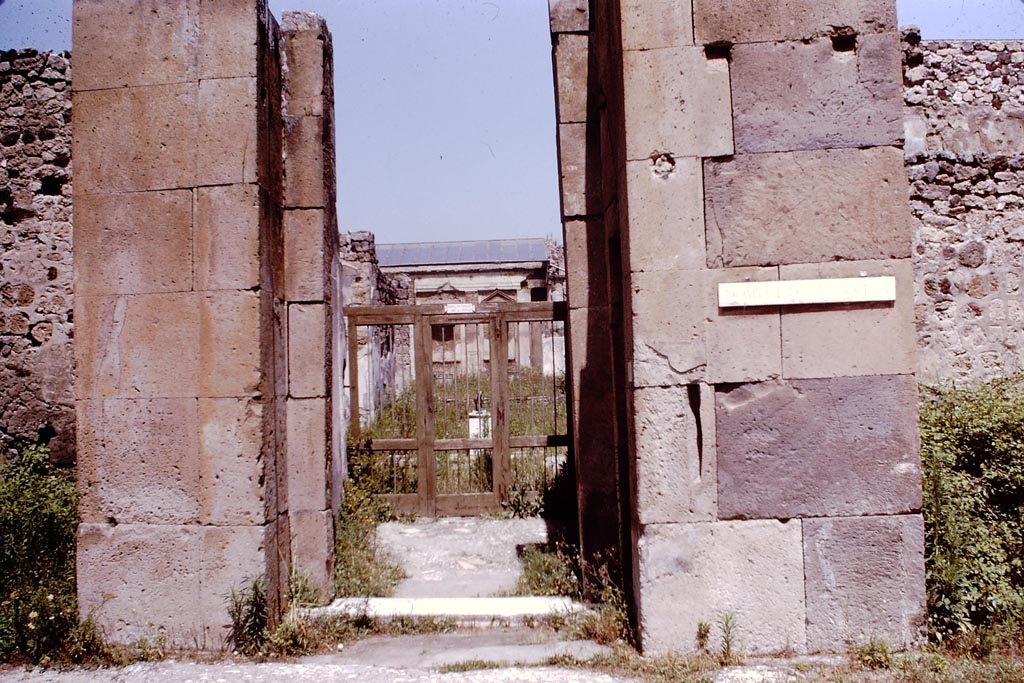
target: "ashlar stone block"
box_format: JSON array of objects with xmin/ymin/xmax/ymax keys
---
[
  {"xmin": 626, "ymin": 156, "xmax": 705, "ymax": 273},
  {"xmin": 285, "ymin": 210, "xmax": 326, "ymax": 302},
  {"xmin": 730, "ymin": 34, "xmax": 902, "ymax": 153},
  {"xmin": 289, "ymin": 303, "xmax": 327, "ymax": 398},
  {"xmin": 284, "ymin": 115, "xmax": 325, "ymax": 209},
  {"xmin": 638, "ymin": 520, "xmax": 806, "ymax": 654},
  {"xmin": 290, "ymin": 510, "xmax": 335, "ymax": 602},
  {"xmin": 553, "ymin": 33, "xmax": 588, "ymax": 124},
  {"xmin": 199, "ymin": 398, "xmax": 265, "ymax": 525},
  {"xmin": 282, "ymin": 21, "xmax": 328, "ymax": 117},
  {"xmin": 199, "ymin": 525, "xmax": 265, "ymax": 639},
  {"xmin": 558, "ymin": 122, "xmax": 588, "ymax": 217},
  {"xmin": 704, "ymin": 147, "xmax": 911, "ymax": 268},
  {"xmin": 804, "ymin": 515, "xmax": 927, "ymax": 651},
  {"xmin": 621, "ymin": 0, "xmax": 694, "ymax": 51},
  {"xmin": 548, "ymin": 0, "xmax": 589, "ymax": 33},
  {"xmin": 195, "ymin": 184, "xmax": 260, "ymax": 291},
  {"xmin": 199, "ymin": 0, "xmax": 259, "ymax": 80},
  {"xmin": 287, "ymin": 398, "xmax": 328, "ymax": 513},
  {"xmin": 780, "ymin": 259, "xmax": 916, "ymax": 379},
  {"xmin": 564, "ymin": 219, "xmax": 609, "ymax": 309},
  {"xmin": 634, "ymin": 384, "xmax": 716, "ymax": 525},
  {"xmin": 197, "ymin": 77, "xmax": 259, "ymax": 186},
  {"xmin": 693, "ymin": 0, "xmax": 897, "ymax": 45},
  {"xmin": 199, "ymin": 291, "xmax": 261, "ymax": 398},
  {"xmin": 622, "ymin": 47, "xmax": 732, "ymax": 161},
  {"xmin": 704, "ymin": 267, "xmax": 783, "ymax": 385},
  {"xmin": 715, "ymin": 376, "xmax": 922, "ymax": 520},
  {"xmin": 76, "ymin": 190, "xmax": 193, "ymax": 296}
]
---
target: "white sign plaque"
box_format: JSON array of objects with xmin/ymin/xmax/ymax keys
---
[
  {"xmin": 718, "ymin": 276, "xmax": 896, "ymax": 308},
  {"xmin": 444, "ymin": 302, "xmax": 476, "ymax": 314}
]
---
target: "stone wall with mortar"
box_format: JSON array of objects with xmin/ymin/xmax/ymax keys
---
[
  {"xmin": 903, "ymin": 33, "xmax": 1024, "ymax": 381},
  {"xmin": 0, "ymin": 50, "xmax": 74, "ymax": 463}
]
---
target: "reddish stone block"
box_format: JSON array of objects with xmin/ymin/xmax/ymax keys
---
[{"xmin": 199, "ymin": 398, "xmax": 265, "ymax": 525}]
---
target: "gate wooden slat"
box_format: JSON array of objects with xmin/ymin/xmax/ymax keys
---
[
  {"xmin": 490, "ymin": 313, "xmax": 511, "ymax": 500},
  {"xmin": 347, "ymin": 316, "xmax": 361, "ymax": 439},
  {"xmin": 413, "ymin": 316, "xmax": 437, "ymax": 516}
]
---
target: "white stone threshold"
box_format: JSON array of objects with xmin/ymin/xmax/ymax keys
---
[{"xmin": 301, "ymin": 596, "xmax": 588, "ymax": 625}]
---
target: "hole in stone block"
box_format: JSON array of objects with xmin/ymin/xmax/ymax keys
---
[
  {"xmin": 831, "ymin": 30, "xmax": 857, "ymax": 53},
  {"xmin": 687, "ymin": 384, "xmax": 703, "ymax": 478},
  {"xmin": 39, "ymin": 174, "xmax": 65, "ymax": 196},
  {"xmin": 704, "ymin": 43, "xmax": 732, "ymax": 61}
]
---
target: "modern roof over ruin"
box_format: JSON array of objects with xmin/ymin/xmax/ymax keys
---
[{"xmin": 376, "ymin": 238, "xmax": 550, "ymax": 267}]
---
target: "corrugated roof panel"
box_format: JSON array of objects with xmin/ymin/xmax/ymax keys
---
[{"xmin": 377, "ymin": 238, "xmax": 550, "ymax": 267}]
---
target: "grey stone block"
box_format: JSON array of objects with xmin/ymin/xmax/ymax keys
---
[{"xmin": 693, "ymin": 0, "xmax": 897, "ymax": 44}]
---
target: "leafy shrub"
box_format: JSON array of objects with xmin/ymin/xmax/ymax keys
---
[
  {"xmin": 512, "ymin": 543, "xmax": 582, "ymax": 599},
  {"xmin": 920, "ymin": 376, "xmax": 1024, "ymax": 640},
  {"xmin": 226, "ymin": 576, "xmax": 269, "ymax": 656}
]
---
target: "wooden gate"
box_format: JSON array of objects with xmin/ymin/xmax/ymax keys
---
[{"xmin": 344, "ymin": 301, "xmax": 569, "ymax": 516}]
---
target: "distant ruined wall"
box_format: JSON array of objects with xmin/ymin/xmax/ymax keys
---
[
  {"xmin": 0, "ymin": 50, "xmax": 74, "ymax": 462},
  {"xmin": 904, "ymin": 33, "xmax": 1024, "ymax": 381}
]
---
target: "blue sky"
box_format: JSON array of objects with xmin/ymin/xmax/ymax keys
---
[{"xmin": 2, "ymin": 0, "xmax": 1024, "ymax": 243}]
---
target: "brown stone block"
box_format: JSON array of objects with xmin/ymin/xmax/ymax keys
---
[
  {"xmin": 557, "ymin": 123, "xmax": 587, "ymax": 218},
  {"xmin": 199, "ymin": 398, "xmax": 265, "ymax": 525},
  {"xmin": 622, "ymin": 47, "xmax": 732, "ymax": 161},
  {"xmin": 730, "ymin": 35, "xmax": 902, "ymax": 154},
  {"xmin": 564, "ymin": 219, "xmax": 608, "ymax": 309},
  {"xmin": 625, "ymin": 157, "xmax": 704, "ymax": 273},
  {"xmin": 197, "ymin": 77, "xmax": 259, "ymax": 186},
  {"xmin": 804, "ymin": 515, "xmax": 927, "ymax": 650},
  {"xmin": 73, "ymin": 84, "xmax": 197, "ymax": 193},
  {"xmin": 621, "ymin": 0, "xmax": 694, "ymax": 51},
  {"xmin": 284, "ymin": 115, "xmax": 325, "ymax": 208},
  {"xmin": 780, "ymin": 259, "xmax": 916, "ymax": 378},
  {"xmin": 290, "ymin": 510, "xmax": 334, "ymax": 603},
  {"xmin": 76, "ymin": 293, "xmax": 200, "ymax": 399},
  {"xmin": 199, "ymin": 291, "xmax": 261, "ymax": 398},
  {"xmin": 288, "ymin": 303, "xmax": 327, "ymax": 398},
  {"xmin": 548, "ymin": 0, "xmax": 588, "ymax": 32},
  {"xmin": 198, "ymin": 0, "xmax": 259, "ymax": 80},
  {"xmin": 282, "ymin": 29, "xmax": 326, "ymax": 117},
  {"xmin": 72, "ymin": 0, "xmax": 198, "ymax": 91},
  {"xmin": 715, "ymin": 376, "xmax": 922, "ymax": 520},
  {"xmin": 285, "ymin": 210, "xmax": 326, "ymax": 302},
  {"xmin": 634, "ymin": 384, "xmax": 716, "ymax": 524},
  {"xmin": 287, "ymin": 399, "xmax": 328, "ymax": 513},
  {"xmin": 704, "ymin": 147, "xmax": 911, "ymax": 267},
  {"xmin": 77, "ymin": 398, "xmax": 199, "ymax": 525},
  {"xmin": 195, "ymin": 184, "xmax": 260, "ymax": 291},
  {"xmin": 77, "ymin": 522, "xmax": 201, "ymax": 643},
  {"xmin": 553, "ymin": 33, "xmax": 588, "ymax": 124},
  {"xmin": 199, "ymin": 525, "xmax": 265, "ymax": 639},
  {"xmin": 693, "ymin": 0, "xmax": 897, "ymax": 44},
  {"xmin": 76, "ymin": 191, "xmax": 193, "ymax": 296},
  {"xmin": 638, "ymin": 520, "xmax": 806, "ymax": 654}
]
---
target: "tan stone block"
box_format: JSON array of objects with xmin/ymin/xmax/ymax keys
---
[
  {"xmin": 199, "ymin": 291, "xmax": 261, "ymax": 398},
  {"xmin": 634, "ymin": 384, "xmax": 716, "ymax": 525},
  {"xmin": 198, "ymin": 0, "xmax": 259, "ymax": 80},
  {"xmin": 287, "ymin": 399, "xmax": 328, "ymax": 512},
  {"xmin": 76, "ymin": 294, "xmax": 200, "ymax": 399},
  {"xmin": 290, "ymin": 510, "xmax": 334, "ymax": 603},
  {"xmin": 77, "ymin": 398, "xmax": 199, "ymax": 525},
  {"xmin": 625, "ymin": 157, "xmax": 704, "ymax": 273},
  {"xmin": 285, "ymin": 210, "xmax": 326, "ymax": 302},
  {"xmin": 553, "ymin": 33, "xmax": 588, "ymax": 124},
  {"xmin": 548, "ymin": 0, "xmax": 589, "ymax": 32},
  {"xmin": 780, "ymin": 259, "xmax": 916, "ymax": 378},
  {"xmin": 693, "ymin": 0, "xmax": 896, "ymax": 44},
  {"xmin": 195, "ymin": 184, "xmax": 260, "ymax": 291},
  {"xmin": 284, "ymin": 115, "xmax": 325, "ymax": 208},
  {"xmin": 564, "ymin": 219, "xmax": 609, "ymax": 309},
  {"xmin": 197, "ymin": 77, "xmax": 259, "ymax": 186},
  {"xmin": 282, "ymin": 29, "xmax": 326, "ymax": 117},
  {"xmin": 704, "ymin": 148, "xmax": 911, "ymax": 267},
  {"xmin": 621, "ymin": 0, "xmax": 694, "ymax": 51},
  {"xmin": 730, "ymin": 35, "xmax": 902, "ymax": 154},
  {"xmin": 638, "ymin": 520, "xmax": 806, "ymax": 654},
  {"xmin": 72, "ymin": 0, "xmax": 198, "ymax": 91},
  {"xmin": 630, "ymin": 270, "xmax": 705, "ymax": 387},
  {"xmin": 705, "ymin": 267, "xmax": 782, "ymax": 384},
  {"xmin": 73, "ymin": 84, "xmax": 197, "ymax": 193},
  {"xmin": 558, "ymin": 122, "xmax": 588, "ymax": 218},
  {"xmin": 622, "ymin": 47, "xmax": 732, "ymax": 161},
  {"xmin": 77, "ymin": 522, "xmax": 201, "ymax": 644},
  {"xmin": 76, "ymin": 191, "xmax": 193, "ymax": 296},
  {"xmin": 199, "ymin": 525, "xmax": 265, "ymax": 639},
  {"xmin": 289, "ymin": 303, "xmax": 327, "ymax": 398},
  {"xmin": 199, "ymin": 398, "xmax": 265, "ymax": 525}
]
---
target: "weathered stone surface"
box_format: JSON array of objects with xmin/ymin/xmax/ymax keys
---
[
  {"xmin": 716, "ymin": 376, "xmax": 922, "ymax": 520},
  {"xmin": 281, "ymin": 23, "xmax": 327, "ymax": 117},
  {"xmin": 76, "ymin": 293, "xmax": 200, "ymax": 399},
  {"xmin": 75, "ymin": 191, "xmax": 193, "ymax": 296},
  {"xmin": 780, "ymin": 260, "xmax": 916, "ymax": 379},
  {"xmin": 623, "ymin": 47, "xmax": 732, "ymax": 161},
  {"xmin": 284, "ymin": 115, "xmax": 325, "ymax": 208},
  {"xmin": 553, "ymin": 33, "xmax": 588, "ymax": 124},
  {"xmin": 199, "ymin": 525, "xmax": 265, "ymax": 638},
  {"xmin": 72, "ymin": 0, "xmax": 198, "ymax": 91},
  {"xmin": 638, "ymin": 520, "xmax": 806, "ymax": 654},
  {"xmin": 290, "ymin": 510, "xmax": 334, "ymax": 602},
  {"xmin": 77, "ymin": 523, "xmax": 201, "ymax": 643},
  {"xmin": 634, "ymin": 384, "xmax": 716, "ymax": 525},
  {"xmin": 285, "ymin": 210, "xmax": 326, "ymax": 302},
  {"xmin": 693, "ymin": 0, "xmax": 897, "ymax": 45},
  {"xmin": 557, "ymin": 122, "xmax": 588, "ymax": 217},
  {"xmin": 73, "ymin": 84, "xmax": 197, "ymax": 193},
  {"xmin": 287, "ymin": 398, "xmax": 328, "ymax": 512},
  {"xmin": 564, "ymin": 219, "xmax": 609, "ymax": 309},
  {"xmin": 704, "ymin": 147, "xmax": 911, "ymax": 267},
  {"xmin": 198, "ymin": 77, "xmax": 259, "ymax": 186},
  {"xmin": 704, "ymin": 268, "xmax": 783, "ymax": 384},
  {"xmin": 199, "ymin": 398, "xmax": 265, "ymax": 525},
  {"xmin": 626, "ymin": 156, "xmax": 705, "ymax": 273},
  {"xmin": 199, "ymin": 291, "xmax": 261, "ymax": 398},
  {"xmin": 199, "ymin": 0, "xmax": 259, "ymax": 80},
  {"xmin": 621, "ymin": 0, "xmax": 694, "ymax": 51},
  {"xmin": 288, "ymin": 303, "xmax": 326, "ymax": 398},
  {"xmin": 548, "ymin": 0, "xmax": 589, "ymax": 33},
  {"xmin": 731, "ymin": 34, "xmax": 902, "ymax": 154},
  {"xmin": 804, "ymin": 515, "xmax": 927, "ymax": 650},
  {"xmin": 195, "ymin": 184, "xmax": 260, "ymax": 291},
  {"xmin": 77, "ymin": 398, "xmax": 199, "ymax": 525}
]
